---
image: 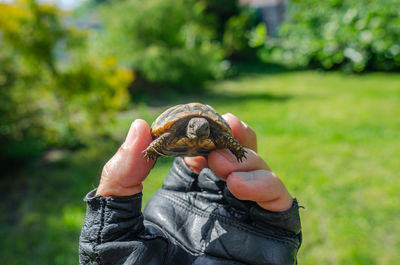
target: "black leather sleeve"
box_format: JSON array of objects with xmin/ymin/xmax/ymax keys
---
[{"xmin": 79, "ymin": 190, "xmax": 168, "ymax": 265}]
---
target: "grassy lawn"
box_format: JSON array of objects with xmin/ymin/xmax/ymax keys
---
[{"xmin": 1, "ymin": 69, "xmax": 399, "ymax": 264}]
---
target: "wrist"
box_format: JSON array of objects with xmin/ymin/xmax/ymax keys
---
[{"xmin": 96, "ymin": 183, "xmax": 143, "ymax": 197}]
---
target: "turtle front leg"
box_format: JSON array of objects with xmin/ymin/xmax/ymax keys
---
[
  {"xmin": 215, "ymin": 132, "xmax": 247, "ymax": 162},
  {"xmin": 143, "ymin": 132, "xmax": 172, "ymax": 160}
]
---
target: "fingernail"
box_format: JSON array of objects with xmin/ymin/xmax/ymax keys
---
[
  {"xmin": 232, "ymin": 171, "xmax": 258, "ymax": 182},
  {"xmin": 222, "ymin": 113, "xmax": 234, "ymax": 120},
  {"xmin": 232, "ymin": 172, "xmax": 249, "ymax": 181},
  {"xmin": 122, "ymin": 120, "xmax": 137, "ymax": 149}
]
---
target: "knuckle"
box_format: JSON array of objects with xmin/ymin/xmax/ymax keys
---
[
  {"xmin": 102, "ymin": 162, "xmax": 112, "ymax": 179},
  {"xmin": 102, "ymin": 151, "xmax": 122, "ymax": 179}
]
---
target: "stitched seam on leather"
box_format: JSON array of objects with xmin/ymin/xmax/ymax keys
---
[
  {"xmin": 252, "ymin": 198, "xmax": 300, "ymax": 219},
  {"xmin": 93, "ymin": 198, "xmax": 105, "ymax": 265},
  {"xmin": 159, "ymin": 190, "xmax": 298, "ymax": 247},
  {"xmin": 144, "ymin": 219, "xmax": 202, "ymax": 256},
  {"xmin": 191, "ymin": 255, "xmax": 249, "ymax": 265},
  {"xmin": 142, "ymin": 221, "xmax": 171, "ymax": 265}
]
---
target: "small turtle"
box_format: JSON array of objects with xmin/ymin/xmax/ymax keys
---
[{"xmin": 144, "ymin": 103, "xmax": 247, "ymax": 162}]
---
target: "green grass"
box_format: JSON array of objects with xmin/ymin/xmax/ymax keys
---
[{"xmin": 1, "ymin": 70, "xmax": 400, "ymax": 264}]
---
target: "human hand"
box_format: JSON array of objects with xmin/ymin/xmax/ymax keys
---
[
  {"xmin": 96, "ymin": 119, "xmax": 155, "ymax": 197},
  {"xmin": 184, "ymin": 113, "xmax": 293, "ymax": 212}
]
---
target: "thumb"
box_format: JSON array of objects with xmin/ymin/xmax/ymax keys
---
[
  {"xmin": 209, "ymin": 149, "xmax": 292, "ymax": 212},
  {"xmin": 97, "ymin": 119, "xmax": 155, "ymax": 196},
  {"xmin": 227, "ymin": 170, "xmax": 293, "ymax": 212}
]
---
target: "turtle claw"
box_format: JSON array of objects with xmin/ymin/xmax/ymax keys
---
[
  {"xmin": 236, "ymin": 149, "xmax": 247, "ymax": 163},
  {"xmin": 143, "ymin": 148, "xmax": 158, "ymax": 161},
  {"xmin": 216, "ymin": 132, "xmax": 247, "ymax": 163}
]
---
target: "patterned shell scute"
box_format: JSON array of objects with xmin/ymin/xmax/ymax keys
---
[{"xmin": 151, "ymin": 103, "xmax": 232, "ymax": 137}]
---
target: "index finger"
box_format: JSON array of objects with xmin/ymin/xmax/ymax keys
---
[
  {"xmin": 208, "ymin": 148, "xmax": 269, "ymax": 180},
  {"xmin": 208, "ymin": 146, "xmax": 292, "ymax": 212},
  {"xmin": 222, "ymin": 113, "xmax": 257, "ymax": 152}
]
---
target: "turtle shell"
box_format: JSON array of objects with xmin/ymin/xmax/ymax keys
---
[{"xmin": 151, "ymin": 102, "xmax": 232, "ymax": 137}]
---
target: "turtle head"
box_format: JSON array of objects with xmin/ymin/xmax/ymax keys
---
[{"xmin": 187, "ymin": 117, "xmax": 210, "ymax": 139}]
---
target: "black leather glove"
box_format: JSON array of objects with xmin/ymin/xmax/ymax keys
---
[{"xmin": 79, "ymin": 157, "xmax": 302, "ymax": 265}]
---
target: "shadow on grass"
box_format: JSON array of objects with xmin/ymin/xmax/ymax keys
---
[
  {"xmin": 141, "ymin": 86, "xmax": 294, "ymax": 110},
  {"xmin": 133, "ymin": 88, "xmax": 294, "ymax": 114},
  {"xmin": 202, "ymin": 62, "xmax": 295, "ymax": 104},
  {"xmin": 129, "ymin": 62, "xmax": 294, "ymax": 108},
  {"xmin": 230, "ymin": 61, "xmax": 295, "ymax": 76},
  {"xmin": 205, "ymin": 91, "xmax": 292, "ymax": 103}
]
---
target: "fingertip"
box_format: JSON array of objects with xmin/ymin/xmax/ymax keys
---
[
  {"xmin": 184, "ymin": 156, "xmax": 208, "ymax": 174},
  {"xmin": 134, "ymin": 119, "xmax": 153, "ymax": 142},
  {"xmin": 125, "ymin": 119, "xmax": 156, "ymax": 168},
  {"xmin": 133, "ymin": 119, "xmax": 151, "ymax": 134},
  {"xmin": 122, "ymin": 119, "xmax": 153, "ymax": 150}
]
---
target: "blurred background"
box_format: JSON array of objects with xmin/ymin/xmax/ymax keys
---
[{"xmin": 0, "ymin": 0, "xmax": 399, "ymax": 264}]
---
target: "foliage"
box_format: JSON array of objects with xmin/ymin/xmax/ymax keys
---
[
  {"xmin": 197, "ymin": 0, "xmax": 240, "ymax": 39},
  {"xmin": 257, "ymin": 0, "xmax": 400, "ymax": 72},
  {"xmin": 222, "ymin": 6, "xmax": 261, "ymax": 59},
  {"xmin": 93, "ymin": 0, "xmax": 262, "ymax": 92},
  {"xmin": 96, "ymin": 0, "xmax": 225, "ymax": 91},
  {"xmin": 0, "ymin": 0, "xmax": 133, "ymax": 162}
]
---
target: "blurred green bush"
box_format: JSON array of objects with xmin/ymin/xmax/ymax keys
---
[
  {"xmin": 94, "ymin": 0, "xmax": 260, "ymax": 93},
  {"xmin": 222, "ymin": 6, "xmax": 261, "ymax": 59},
  {"xmin": 95, "ymin": 0, "xmax": 224, "ymax": 92},
  {"xmin": 197, "ymin": 0, "xmax": 260, "ymax": 59},
  {"xmin": 257, "ymin": 0, "xmax": 400, "ymax": 72},
  {"xmin": 0, "ymin": 1, "xmax": 133, "ymax": 162}
]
